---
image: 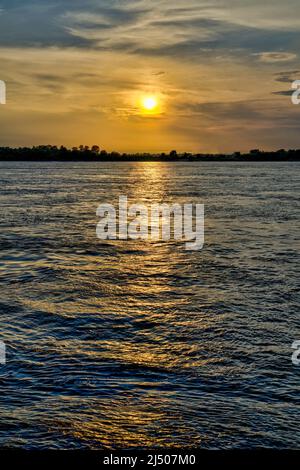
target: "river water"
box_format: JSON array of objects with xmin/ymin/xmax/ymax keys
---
[{"xmin": 0, "ymin": 161, "xmax": 299, "ymax": 449}]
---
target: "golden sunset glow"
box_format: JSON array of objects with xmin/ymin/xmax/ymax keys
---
[
  {"xmin": 140, "ymin": 95, "xmax": 160, "ymax": 115},
  {"xmin": 0, "ymin": 1, "xmax": 298, "ymax": 153},
  {"xmin": 142, "ymin": 96, "xmax": 157, "ymax": 111}
]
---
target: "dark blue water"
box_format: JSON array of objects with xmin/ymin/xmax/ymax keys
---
[{"xmin": 0, "ymin": 161, "xmax": 299, "ymax": 449}]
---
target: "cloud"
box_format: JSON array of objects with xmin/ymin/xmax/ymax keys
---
[
  {"xmin": 272, "ymin": 90, "xmax": 293, "ymax": 96},
  {"xmin": 0, "ymin": 1, "xmax": 91, "ymax": 47},
  {"xmin": 61, "ymin": 7, "xmax": 300, "ymax": 61},
  {"xmin": 176, "ymin": 100, "xmax": 263, "ymax": 121},
  {"xmin": 274, "ymin": 70, "xmax": 300, "ymax": 83},
  {"xmin": 255, "ymin": 52, "xmax": 298, "ymax": 63},
  {"xmin": 0, "ymin": 1, "xmax": 299, "ymax": 61}
]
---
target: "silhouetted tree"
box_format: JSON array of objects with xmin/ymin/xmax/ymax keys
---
[{"xmin": 91, "ymin": 145, "xmax": 100, "ymax": 154}]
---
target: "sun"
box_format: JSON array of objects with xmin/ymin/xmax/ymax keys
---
[
  {"xmin": 142, "ymin": 96, "xmax": 157, "ymax": 110},
  {"xmin": 141, "ymin": 95, "xmax": 158, "ymax": 112},
  {"xmin": 136, "ymin": 93, "xmax": 162, "ymax": 116}
]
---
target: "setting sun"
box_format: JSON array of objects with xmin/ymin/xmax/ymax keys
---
[
  {"xmin": 142, "ymin": 96, "xmax": 157, "ymax": 110},
  {"xmin": 141, "ymin": 95, "xmax": 159, "ymax": 113}
]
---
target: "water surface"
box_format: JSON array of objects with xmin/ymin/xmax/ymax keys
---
[{"xmin": 0, "ymin": 161, "xmax": 299, "ymax": 449}]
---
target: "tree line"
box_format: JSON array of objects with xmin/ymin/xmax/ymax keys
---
[{"xmin": 0, "ymin": 145, "xmax": 299, "ymax": 161}]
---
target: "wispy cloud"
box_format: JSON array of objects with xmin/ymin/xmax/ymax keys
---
[{"xmin": 255, "ymin": 52, "xmax": 298, "ymax": 63}]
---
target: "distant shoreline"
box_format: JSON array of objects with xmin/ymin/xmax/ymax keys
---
[{"xmin": 0, "ymin": 146, "xmax": 299, "ymax": 162}]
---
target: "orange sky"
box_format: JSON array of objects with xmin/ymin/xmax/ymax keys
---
[{"xmin": 0, "ymin": 0, "xmax": 300, "ymax": 152}]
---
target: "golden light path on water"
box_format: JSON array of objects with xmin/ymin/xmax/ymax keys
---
[{"xmin": 58, "ymin": 164, "xmax": 212, "ymax": 447}]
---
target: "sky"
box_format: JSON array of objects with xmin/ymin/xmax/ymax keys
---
[{"xmin": 0, "ymin": 0, "xmax": 300, "ymax": 153}]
